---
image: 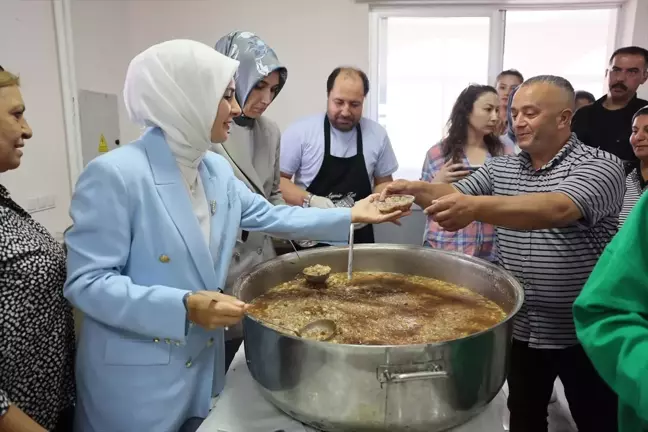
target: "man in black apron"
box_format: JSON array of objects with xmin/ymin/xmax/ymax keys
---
[
  {"xmin": 279, "ymin": 67, "xmax": 399, "ymax": 249},
  {"xmin": 298, "ymin": 116, "xmax": 375, "ymax": 248}
]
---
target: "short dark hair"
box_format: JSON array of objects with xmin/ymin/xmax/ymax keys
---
[
  {"xmin": 575, "ymin": 90, "xmax": 595, "ymax": 104},
  {"xmin": 522, "ymin": 75, "xmax": 575, "ymax": 99},
  {"xmin": 633, "ymin": 106, "xmax": 648, "ymax": 122},
  {"xmin": 609, "ymin": 46, "xmax": 648, "ymax": 67},
  {"xmin": 326, "ymin": 67, "xmax": 370, "ymax": 96},
  {"xmin": 496, "ymin": 69, "xmax": 524, "ymax": 83}
]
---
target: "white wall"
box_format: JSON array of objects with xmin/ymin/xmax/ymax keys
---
[
  {"xmin": 0, "ymin": 0, "xmax": 72, "ymax": 235},
  {"xmin": 71, "ymin": 0, "xmax": 141, "ymax": 146},
  {"xmin": 124, "ymin": 0, "xmax": 369, "ymax": 135}
]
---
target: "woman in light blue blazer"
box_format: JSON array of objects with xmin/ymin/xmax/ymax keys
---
[{"xmin": 63, "ymin": 39, "xmax": 403, "ymax": 432}]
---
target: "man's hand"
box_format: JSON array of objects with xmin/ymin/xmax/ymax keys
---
[
  {"xmin": 351, "ymin": 194, "xmax": 410, "ymax": 224},
  {"xmin": 186, "ymin": 291, "xmax": 249, "ymax": 330},
  {"xmin": 378, "ymin": 179, "xmax": 414, "ymax": 201},
  {"xmin": 425, "ymin": 193, "xmax": 478, "ymax": 231}
]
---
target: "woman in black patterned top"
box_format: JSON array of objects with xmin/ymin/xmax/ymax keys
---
[
  {"xmin": 620, "ymin": 107, "xmax": 648, "ymax": 226},
  {"xmin": 0, "ymin": 68, "xmax": 75, "ymax": 431}
]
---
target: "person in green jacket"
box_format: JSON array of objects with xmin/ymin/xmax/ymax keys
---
[{"xmin": 574, "ymin": 191, "xmax": 648, "ymax": 432}]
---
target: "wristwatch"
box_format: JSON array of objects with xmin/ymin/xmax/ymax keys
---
[{"xmin": 302, "ymin": 193, "xmax": 313, "ymax": 208}]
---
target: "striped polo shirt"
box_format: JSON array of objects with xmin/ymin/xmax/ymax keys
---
[
  {"xmin": 619, "ymin": 165, "xmax": 647, "ymax": 226},
  {"xmin": 454, "ymin": 134, "xmax": 625, "ymax": 349}
]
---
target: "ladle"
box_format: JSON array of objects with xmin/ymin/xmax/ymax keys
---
[
  {"xmin": 268, "ymin": 318, "xmax": 337, "ymax": 342},
  {"xmin": 288, "ymin": 241, "xmax": 331, "ymax": 284},
  {"xmin": 302, "ymin": 265, "xmax": 332, "ymax": 284},
  {"xmin": 347, "ymin": 223, "xmax": 354, "ymax": 281}
]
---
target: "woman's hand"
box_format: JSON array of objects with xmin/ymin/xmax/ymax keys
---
[
  {"xmin": 186, "ymin": 291, "xmax": 250, "ymax": 330},
  {"xmin": 351, "ymin": 194, "xmax": 410, "ymax": 224},
  {"xmin": 433, "ymin": 160, "xmax": 470, "ymax": 184}
]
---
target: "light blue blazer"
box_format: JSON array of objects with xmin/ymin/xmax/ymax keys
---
[{"xmin": 64, "ymin": 127, "xmax": 351, "ymax": 432}]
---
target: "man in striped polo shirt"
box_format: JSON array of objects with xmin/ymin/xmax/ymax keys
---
[{"xmin": 382, "ymin": 75, "xmax": 624, "ymax": 431}]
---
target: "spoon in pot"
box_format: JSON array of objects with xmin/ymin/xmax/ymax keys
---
[
  {"xmin": 347, "ymin": 224, "xmax": 354, "ymax": 281},
  {"xmin": 268, "ymin": 318, "xmax": 337, "ymax": 342},
  {"xmin": 302, "ymin": 264, "xmax": 332, "ymax": 284}
]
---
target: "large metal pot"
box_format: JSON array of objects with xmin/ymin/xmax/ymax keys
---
[{"xmin": 233, "ymin": 245, "xmax": 523, "ymax": 432}]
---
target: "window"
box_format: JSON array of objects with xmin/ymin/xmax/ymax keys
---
[
  {"xmin": 370, "ymin": 5, "xmax": 619, "ymax": 180},
  {"xmin": 503, "ymin": 9, "xmax": 617, "ymax": 97},
  {"xmin": 380, "ymin": 16, "xmax": 491, "ymax": 180}
]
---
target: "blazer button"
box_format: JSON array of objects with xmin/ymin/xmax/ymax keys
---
[
  {"xmin": 153, "ymin": 338, "xmax": 160, "ymax": 343},
  {"xmin": 257, "ymin": 248, "xmax": 263, "ymax": 255},
  {"xmin": 234, "ymin": 252, "xmax": 241, "ymax": 261},
  {"xmin": 175, "ymin": 341, "xmax": 182, "ymax": 346},
  {"xmin": 207, "ymin": 337, "xmax": 214, "ymax": 347},
  {"xmin": 165, "ymin": 338, "xmax": 171, "ymax": 344},
  {"xmin": 185, "ymin": 358, "xmax": 193, "ymax": 368}
]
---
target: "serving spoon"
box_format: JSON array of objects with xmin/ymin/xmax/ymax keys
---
[
  {"xmin": 268, "ymin": 318, "xmax": 337, "ymax": 342},
  {"xmin": 347, "ymin": 223, "xmax": 354, "ymax": 281}
]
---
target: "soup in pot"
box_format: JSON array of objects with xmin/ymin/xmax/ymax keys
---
[{"xmin": 247, "ymin": 271, "xmax": 507, "ymax": 345}]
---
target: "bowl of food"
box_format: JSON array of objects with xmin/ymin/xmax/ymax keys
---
[
  {"xmin": 302, "ymin": 264, "xmax": 332, "ymax": 283},
  {"xmin": 376, "ymin": 194, "xmax": 415, "ymax": 213}
]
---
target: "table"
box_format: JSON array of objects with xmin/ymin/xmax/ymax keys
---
[{"xmin": 198, "ymin": 346, "xmax": 508, "ymax": 432}]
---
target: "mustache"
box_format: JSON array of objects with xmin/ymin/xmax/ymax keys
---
[{"xmin": 611, "ymin": 82, "xmax": 628, "ymax": 91}]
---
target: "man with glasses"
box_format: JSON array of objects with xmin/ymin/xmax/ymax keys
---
[{"xmin": 572, "ymin": 46, "xmax": 648, "ymax": 162}]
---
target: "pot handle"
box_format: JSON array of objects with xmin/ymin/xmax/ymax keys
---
[{"xmin": 377, "ymin": 363, "xmax": 448, "ymax": 385}]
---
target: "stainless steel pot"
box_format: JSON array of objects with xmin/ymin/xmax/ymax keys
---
[{"xmin": 233, "ymin": 245, "xmax": 523, "ymax": 432}]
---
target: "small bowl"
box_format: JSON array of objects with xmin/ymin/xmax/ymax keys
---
[
  {"xmin": 302, "ymin": 264, "xmax": 332, "ymax": 284},
  {"xmin": 376, "ymin": 194, "xmax": 415, "ymax": 214}
]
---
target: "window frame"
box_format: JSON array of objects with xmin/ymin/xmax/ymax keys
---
[{"xmin": 367, "ymin": 2, "xmax": 623, "ymax": 123}]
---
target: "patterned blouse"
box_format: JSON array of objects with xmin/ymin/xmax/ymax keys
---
[
  {"xmin": 0, "ymin": 184, "xmax": 75, "ymax": 429},
  {"xmin": 420, "ymin": 143, "xmax": 512, "ymax": 262},
  {"xmin": 619, "ymin": 164, "xmax": 647, "ymax": 227}
]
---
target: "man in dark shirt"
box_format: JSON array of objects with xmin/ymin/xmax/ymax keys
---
[{"xmin": 572, "ymin": 46, "xmax": 648, "ymax": 162}]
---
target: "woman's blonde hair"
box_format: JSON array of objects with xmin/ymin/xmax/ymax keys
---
[{"xmin": 0, "ymin": 66, "xmax": 20, "ymax": 88}]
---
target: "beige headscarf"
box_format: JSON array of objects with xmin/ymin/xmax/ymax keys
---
[{"xmin": 123, "ymin": 39, "xmax": 239, "ymax": 169}]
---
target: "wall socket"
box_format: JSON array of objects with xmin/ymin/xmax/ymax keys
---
[{"xmin": 26, "ymin": 195, "xmax": 56, "ymax": 213}]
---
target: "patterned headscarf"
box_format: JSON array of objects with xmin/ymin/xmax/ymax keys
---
[{"xmin": 214, "ymin": 31, "xmax": 287, "ymax": 109}]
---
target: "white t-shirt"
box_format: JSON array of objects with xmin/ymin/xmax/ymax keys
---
[{"xmin": 280, "ymin": 114, "xmax": 399, "ymax": 189}]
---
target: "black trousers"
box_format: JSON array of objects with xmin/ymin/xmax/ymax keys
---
[
  {"xmin": 52, "ymin": 406, "xmax": 74, "ymax": 432},
  {"xmin": 225, "ymin": 337, "xmax": 243, "ymax": 372},
  {"xmin": 507, "ymin": 339, "xmax": 618, "ymax": 432}
]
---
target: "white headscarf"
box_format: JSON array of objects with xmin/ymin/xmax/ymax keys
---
[{"xmin": 124, "ymin": 39, "xmax": 239, "ymax": 168}]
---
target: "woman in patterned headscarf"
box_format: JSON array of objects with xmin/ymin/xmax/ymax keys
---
[{"xmin": 214, "ymin": 31, "xmax": 288, "ymax": 368}]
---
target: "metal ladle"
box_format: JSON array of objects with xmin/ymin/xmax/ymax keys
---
[
  {"xmin": 347, "ymin": 223, "xmax": 354, "ymax": 281},
  {"xmin": 270, "ymin": 318, "xmax": 337, "ymax": 342}
]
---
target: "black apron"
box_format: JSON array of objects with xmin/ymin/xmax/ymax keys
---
[{"xmin": 299, "ymin": 116, "xmax": 375, "ymax": 249}]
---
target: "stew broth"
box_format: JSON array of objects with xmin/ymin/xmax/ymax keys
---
[{"xmin": 248, "ymin": 272, "xmax": 507, "ymax": 345}]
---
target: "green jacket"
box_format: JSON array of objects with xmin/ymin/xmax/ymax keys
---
[{"xmin": 574, "ymin": 193, "xmax": 648, "ymax": 432}]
